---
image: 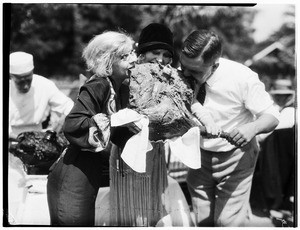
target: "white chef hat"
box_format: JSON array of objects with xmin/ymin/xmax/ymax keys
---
[{"xmin": 10, "ymin": 51, "xmax": 34, "ymax": 75}]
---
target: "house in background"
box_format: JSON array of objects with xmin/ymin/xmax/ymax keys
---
[{"xmin": 244, "ymin": 39, "xmax": 295, "ymax": 92}]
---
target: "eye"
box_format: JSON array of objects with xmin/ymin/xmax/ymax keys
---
[
  {"xmin": 120, "ymin": 49, "xmax": 135, "ymax": 60},
  {"xmin": 151, "ymin": 50, "xmax": 160, "ymax": 55},
  {"xmin": 120, "ymin": 54, "xmax": 129, "ymax": 60},
  {"xmin": 163, "ymin": 52, "xmax": 172, "ymax": 59}
]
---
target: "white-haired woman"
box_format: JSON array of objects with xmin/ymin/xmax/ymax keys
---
[{"xmin": 47, "ymin": 31, "xmax": 138, "ymax": 226}]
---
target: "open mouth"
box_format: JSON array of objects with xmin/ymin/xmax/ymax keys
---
[{"xmin": 126, "ymin": 64, "xmax": 136, "ymax": 76}]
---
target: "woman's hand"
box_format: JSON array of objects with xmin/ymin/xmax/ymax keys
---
[{"xmin": 121, "ymin": 122, "xmax": 141, "ymax": 134}]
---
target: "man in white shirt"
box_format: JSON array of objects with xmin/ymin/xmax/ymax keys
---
[
  {"xmin": 9, "ymin": 51, "xmax": 74, "ymax": 138},
  {"xmin": 179, "ymin": 30, "xmax": 280, "ymax": 227}
]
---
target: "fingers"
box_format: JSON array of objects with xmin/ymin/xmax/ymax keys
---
[
  {"xmin": 229, "ymin": 130, "xmax": 247, "ymax": 147},
  {"xmin": 126, "ymin": 122, "xmax": 141, "ymax": 134},
  {"xmin": 205, "ymin": 124, "xmax": 222, "ymax": 138}
]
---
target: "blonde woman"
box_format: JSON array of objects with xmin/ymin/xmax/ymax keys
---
[{"xmin": 47, "ymin": 31, "xmax": 138, "ymax": 226}]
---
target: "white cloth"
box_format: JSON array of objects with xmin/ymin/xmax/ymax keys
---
[
  {"xmin": 167, "ymin": 126, "xmax": 201, "ymax": 169},
  {"xmin": 110, "ymin": 108, "xmax": 152, "ymax": 173},
  {"xmin": 111, "ymin": 109, "xmax": 202, "ymax": 172},
  {"xmin": 9, "ymin": 74, "xmax": 74, "ymax": 137},
  {"xmin": 202, "ymin": 58, "xmax": 280, "ymax": 152},
  {"xmin": 8, "ymin": 153, "xmax": 28, "ymax": 224}
]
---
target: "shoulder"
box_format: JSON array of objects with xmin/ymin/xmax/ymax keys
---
[
  {"xmin": 220, "ymin": 58, "xmax": 255, "ymax": 73},
  {"xmin": 219, "ymin": 58, "xmax": 258, "ymax": 81},
  {"xmin": 80, "ymin": 76, "xmax": 111, "ymax": 96},
  {"xmin": 82, "ymin": 76, "xmax": 110, "ymax": 89},
  {"xmin": 33, "ymin": 74, "xmax": 57, "ymax": 87}
]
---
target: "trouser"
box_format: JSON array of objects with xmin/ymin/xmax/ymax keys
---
[
  {"xmin": 187, "ymin": 140, "xmax": 259, "ymax": 227},
  {"xmin": 47, "ymin": 146, "xmax": 109, "ymax": 226}
]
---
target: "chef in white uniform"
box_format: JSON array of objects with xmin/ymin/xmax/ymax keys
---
[{"xmin": 9, "ymin": 51, "xmax": 74, "ymax": 138}]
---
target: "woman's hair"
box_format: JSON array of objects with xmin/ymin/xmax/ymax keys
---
[
  {"xmin": 182, "ymin": 30, "xmax": 222, "ymax": 65},
  {"xmin": 82, "ymin": 31, "xmax": 134, "ymax": 77}
]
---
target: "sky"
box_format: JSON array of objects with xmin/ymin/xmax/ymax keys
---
[{"xmin": 251, "ymin": 4, "xmax": 292, "ymax": 42}]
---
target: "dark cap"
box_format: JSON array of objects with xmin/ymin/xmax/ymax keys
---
[{"xmin": 137, "ymin": 23, "xmax": 174, "ymax": 56}]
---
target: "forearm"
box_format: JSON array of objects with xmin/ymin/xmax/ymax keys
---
[
  {"xmin": 252, "ymin": 113, "xmax": 279, "ymax": 135},
  {"xmin": 63, "ymin": 114, "xmax": 93, "ymax": 148},
  {"xmin": 191, "ymin": 101, "xmax": 214, "ymax": 126},
  {"xmin": 229, "ymin": 113, "xmax": 279, "ymax": 147}
]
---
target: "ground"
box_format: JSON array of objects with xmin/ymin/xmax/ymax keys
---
[{"xmin": 8, "ymin": 175, "xmax": 290, "ymax": 227}]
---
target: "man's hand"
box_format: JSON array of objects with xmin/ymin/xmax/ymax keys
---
[
  {"xmin": 229, "ymin": 123, "xmax": 257, "ymax": 147},
  {"xmin": 229, "ymin": 113, "xmax": 279, "ymax": 148},
  {"xmin": 205, "ymin": 123, "xmax": 222, "ymax": 138}
]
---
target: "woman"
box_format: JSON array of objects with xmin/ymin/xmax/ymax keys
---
[
  {"xmin": 108, "ymin": 23, "xmax": 196, "ymax": 227},
  {"xmin": 47, "ymin": 31, "xmax": 138, "ymax": 226}
]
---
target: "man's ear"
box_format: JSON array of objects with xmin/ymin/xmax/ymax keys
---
[{"xmin": 212, "ymin": 62, "xmax": 219, "ymax": 73}]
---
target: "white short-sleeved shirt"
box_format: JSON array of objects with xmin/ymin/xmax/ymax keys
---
[
  {"xmin": 202, "ymin": 58, "xmax": 279, "ymax": 152},
  {"xmin": 9, "ymin": 74, "xmax": 74, "ymax": 137}
]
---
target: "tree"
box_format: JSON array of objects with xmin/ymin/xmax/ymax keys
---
[
  {"xmin": 134, "ymin": 5, "xmax": 257, "ymax": 66},
  {"xmin": 10, "ymin": 4, "xmax": 77, "ymax": 77},
  {"xmin": 247, "ymin": 5, "xmax": 295, "ymax": 86},
  {"xmin": 9, "ymin": 4, "xmax": 259, "ymax": 78}
]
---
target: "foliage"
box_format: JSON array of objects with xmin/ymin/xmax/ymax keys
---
[
  {"xmin": 248, "ymin": 5, "xmax": 295, "ymax": 83},
  {"xmin": 136, "ymin": 5, "xmax": 256, "ymax": 65},
  {"xmin": 10, "ymin": 3, "xmax": 292, "ymax": 82},
  {"xmin": 10, "ymin": 4, "xmax": 76, "ymax": 77}
]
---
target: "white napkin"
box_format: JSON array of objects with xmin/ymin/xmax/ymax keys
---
[
  {"xmin": 167, "ymin": 127, "xmax": 201, "ymax": 169},
  {"xmin": 111, "ymin": 108, "xmax": 153, "ymax": 173}
]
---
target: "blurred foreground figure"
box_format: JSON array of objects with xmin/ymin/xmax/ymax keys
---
[
  {"xmin": 253, "ymin": 78, "xmax": 295, "ymax": 225},
  {"xmin": 9, "ymin": 51, "xmax": 74, "ymax": 138}
]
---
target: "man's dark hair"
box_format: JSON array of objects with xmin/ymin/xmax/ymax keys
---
[{"xmin": 182, "ymin": 30, "xmax": 222, "ymax": 64}]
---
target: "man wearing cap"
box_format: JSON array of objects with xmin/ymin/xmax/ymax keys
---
[
  {"xmin": 269, "ymin": 79, "xmax": 295, "ymax": 129},
  {"xmin": 9, "ymin": 51, "xmax": 74, "ymax": 138}
]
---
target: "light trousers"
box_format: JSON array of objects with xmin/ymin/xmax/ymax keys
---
[{"xmin": 187, "ymin": 140, "xmax": 259, "ymax": 227}]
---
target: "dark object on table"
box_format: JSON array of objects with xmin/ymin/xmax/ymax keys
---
[{"xmin": 9, "ymin": 130, "xmax": 69, "ymax": 175}]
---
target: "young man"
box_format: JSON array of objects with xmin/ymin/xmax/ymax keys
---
[{"xmin": 180, "ymin": 30, "xmax": 280, "ymax": 227}]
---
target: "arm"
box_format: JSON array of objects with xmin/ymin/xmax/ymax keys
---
[
  {"xmin": 191, "ymin": 82, "xmax": 222, "ymax": 136},
  {"xmin": 63, "ymin": 78, "xmax": 111, "ymax": 149},
  {"xmin": 229, "ymin": 113, "xmax": 279, "ymax": 147},
  {"xmin": 191, "ymin": 100, "xmax": 222, "ymax": 136},
  {"xmin": 46, "ymin": 81, "xmax": 74, "ymax": 132},
  {"xmin": 229, "ymin": 71, "xmax": 280, "ymax": 147}
]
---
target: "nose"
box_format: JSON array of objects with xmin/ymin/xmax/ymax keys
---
[
  {"xmin": 128, "ymin": 52, "xmax": 137, "ymax": 63},
  {"xmin": 22, "ymin": 83, "xmax": 30, "ymax": 90},
  {"xmin": 156, "ymin": 54, "xmax": 164, "ymax": 64}
]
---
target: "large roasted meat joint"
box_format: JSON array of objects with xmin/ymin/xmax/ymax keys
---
[{"xmin": 128, "ymin": 63, "xmax": 199, "ymax": 141}]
